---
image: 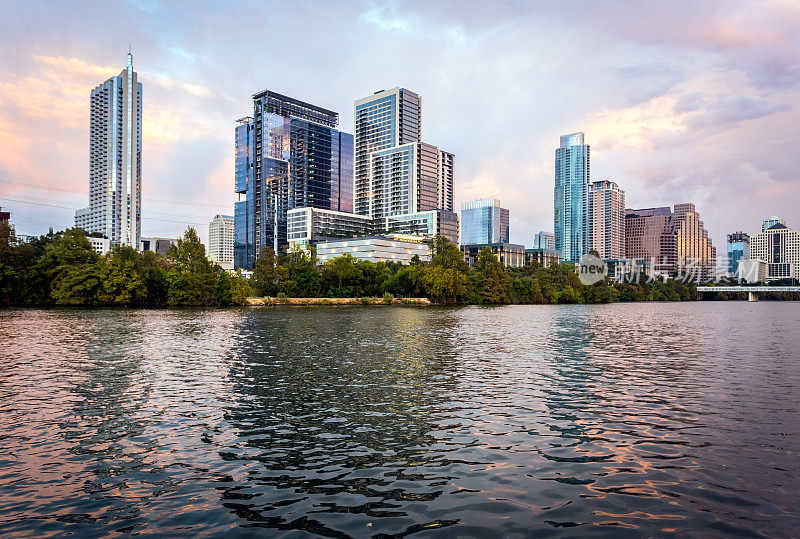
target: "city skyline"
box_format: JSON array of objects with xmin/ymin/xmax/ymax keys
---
[{"xmin": 1, "ymin": 1, "xmax": 799, "ymax": 249}]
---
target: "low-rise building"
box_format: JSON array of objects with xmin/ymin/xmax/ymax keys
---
[
  {"xmin": 381, "ymin": 209, "xmax": 459, "ymax": 245},
  {"xmin": 462, "ymin": 242, "xmax": 526, "ymax": 268},
  {"xmin": 315, "ymin": 234, "xmax": 431, "ymax": 264},
  {"xmin": 287, "ymin": 207, "xmax": 373, "ymax": 247},
  {"xmin": 606, "ymin": 258, "xmax": 656, "ymax": 283},
  {"xmin": 88, "ymin": 236, "xmax": 111, "ymax": 255},
  {"xmin": 525, "ymin": 248, "xmax": 561, "ymax": 268},
  {"xmin": 140, "ymin": 237, "xmax": 175, "ymax": 257},
  {"xmin": 738, "ymin": 259, "xmax": 768, "ymax": 283}
]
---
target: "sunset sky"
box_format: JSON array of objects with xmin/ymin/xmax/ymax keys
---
[{"xmin": 1, "ymin": 0, "xmax": 799, "ymax": 248}]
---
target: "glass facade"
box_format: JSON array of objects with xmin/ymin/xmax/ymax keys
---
[
  {"xmin": 727, "ymin": 232, "xmax": 750, "ymax": 275},
  {"xmin": 234, "ymin": 91, "xmax": 354, "ymax": 269},
  {"xmin": 460, "ymin": 199, "xmax": 509, "ymax": 245},
  {"xmin": 554, "ymin": 132, "xmax": 589, "ymax": 262},
  {"xmin": 532, "ymin": 231, "xmax": 555, "ymax": 250}
]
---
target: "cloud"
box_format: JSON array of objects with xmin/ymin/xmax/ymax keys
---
[{"xmin": 0, "ymin": 0, "xmax": 798, "ymax": 249}]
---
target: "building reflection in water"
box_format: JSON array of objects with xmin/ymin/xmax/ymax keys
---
[{"xmin": 220, "ymin": 307, "xmax": 462, "ymax": 534}]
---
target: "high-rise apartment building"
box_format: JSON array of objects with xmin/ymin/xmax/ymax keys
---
[
  {"xmin": 209, "ymin": 214, "xmax": 234, "ymax": 270},
  {"xmin": 588, "ymin": 180, "xmax": 625, "ymax": 259},
  {"xmin": 554, "ymin": 132, "xmax": 590, "ymax": 262},
  {"xmin": 727, "ymin": 232, "xmax": 750, "ymax": 275},
  {"xmin": 750, "ymin": 219, "xmax": 800, "ymax": 281},
  {"xmin": 625, "ymin": 203, "xmax": 716, "ymax": 280},
  {"xmin": 460, "ymin": 199, "xmax": 509, "ymax": 245},
  {"xmin": 354, "ymin": 88, "xmax": 421, "ymax": 216},
  {"xmin": 233, "ymin": 91, "xmax": 354, "ymax": 269},
  {"xmin": 75, "ymin": 53, "xmax": 142, "ymax": 247},
  {"xmin": 532, "ymin": 231, "xmax": 555, "ymax": 251},
  {"xmin": 353, "ymin": 88, "xmax": 457, "ymax": 238}
]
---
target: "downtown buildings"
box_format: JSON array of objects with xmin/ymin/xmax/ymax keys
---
[
  {"xmin": 75, "ymin": 53, "xmax": 142, "ymax": 247},
  {"xmin": 233, "ymin": 91, "xmax": 354, "ymax": 269},
  {"xmin": 234, "ymin": 87, "xmax": 458, "ymax": 269}
]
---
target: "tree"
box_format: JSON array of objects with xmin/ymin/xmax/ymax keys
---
[
  {"xmin": 252, "ymin": 247, "xmax": 280, "ymax": 297},
  {"xmin": 228, "ymin": 270, "xmax": 252, "ymax": 305},
  {"xmin": 166, "ymin": 227, "xmax": 218, "ymax": 306},
  {"xmin": 51, "ymin": 262, "xmax": 104, "ymax": 305},
  {"xmin": 474, "ymin": 247, "xmax": 509, "ymax": 304},
  {"xmin": 322, "ymin": 253, "xmax": 361, "ymax": 297},
  {"xmin": 98, "ymin": 246, "xmax": 147, "ymax": 305}
]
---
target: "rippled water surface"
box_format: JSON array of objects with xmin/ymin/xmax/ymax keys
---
[{"xmin": 1, "ymin": 304, "xmax": 799, "ymax": 537}]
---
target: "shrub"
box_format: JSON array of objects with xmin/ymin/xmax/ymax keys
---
[
  {"xmin": 276, "ymin": 292, "xmax": 287, "ymax": 303},
  {"xmin": 383, "ymin": 291, "xmax": 394, "ymax": 304}
]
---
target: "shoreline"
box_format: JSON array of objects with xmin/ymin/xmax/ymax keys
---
[{"xmin": 246, "ymin": 297, "xmax": 432, "ymax": 306}]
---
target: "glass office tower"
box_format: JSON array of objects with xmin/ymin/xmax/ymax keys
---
[
  {"xmin": 233, "ymin": 90, "xmax": 354, "ymax": 269},
  {"xmin": 554, "ymin": 132, "xmax": 590, "ymax": 262},
  {"xmin": 460, "ymin": 198, "xmax": 509, "ymax": 245},
  {"xmin": 727, "ymin": 232, "xmax": 750, "ymax": 274},
  {"xmin": 234, "ymin": 117, "xmax": 254, "ymax": 269}
]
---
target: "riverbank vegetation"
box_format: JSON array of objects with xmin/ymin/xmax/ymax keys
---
[
  {"xmin": 0, "ymin": 224, "xmax": 250, "ymax": 307},
  {"xmin": 2, "ymin": 226, "xmax": 698, "ymax": 307},
  {"xmin": 251, "ymin": 236, "xmax": 697, "ymax": 305}
]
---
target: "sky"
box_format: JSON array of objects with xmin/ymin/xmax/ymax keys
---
[{"xmin": 1, "ymin": 0, "xmax": 799, "ymax": 249}]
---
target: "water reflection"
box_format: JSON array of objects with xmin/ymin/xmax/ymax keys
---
[{"xmin": 0, "ymin": 304, "xmax": 798, "ymax": 536}]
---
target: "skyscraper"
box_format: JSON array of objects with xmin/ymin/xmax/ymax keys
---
[
  {"xmin": 554, "ymin": 132, "xmax": 590, "ymax": 262},
  {"xmin": 234, "ymin": 117, "xmax": 254, "ymax": 270},
  {"xmin": 727, "ymin": 232, "xmax": 750, "ymax": 275},
  {"xmin": 750, "ymin": 219, "xmax": 799, "ymax": 281},
  {"xmin": 234, "ymin": 90, "xmax": 354, "ymax": 268},
  {"xmin": 75, "ymin": 53, "xmax": 142, "ymax": 247},
  {"xmin": 624, "ymin": 207, "xmax": 674, "ymax": 271},
  {"xmin": 354, "ymin": 88, "xmax": 421, "ymax": 217},
  {"xmin": 588, "ymin": 180, "xmax": 625, "ymax": 259},
  {"xmin": 353, "ymin": 88, "xmax": 457, "ymax": 237},
  {"xmin": 460, "ymin": 199, "xmax": 509, "ymax": 245},
  {"xmin": 209, "ymin": 214, "xmax": 234, "ymax": 270},
  {"xmin": 625, "ymin": 203, "xmax": 716, "ymax": 280}
]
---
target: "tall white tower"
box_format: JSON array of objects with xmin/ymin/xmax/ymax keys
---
[{"xmin": 75, "ymin": 53, "xmax": 142, "ymax": 247}]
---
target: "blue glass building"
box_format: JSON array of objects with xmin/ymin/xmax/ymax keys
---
[
  {"xmin": 234, "ymin": 91, "xmax": 354, "ymax": 269},
  {"xmin": 234, "ymin": 117, "xmax": 254, "ymax": 270},
  {"xmin": 554, "ymin": 132, "xmax": 590, "ymax": 262},
  {"xmin": 727, "ymin": 231, "xmax": 750, "ymax": 275},
  {"xmin": 460, "ymin": 198, "xmax": 509, "ymax": 245}
]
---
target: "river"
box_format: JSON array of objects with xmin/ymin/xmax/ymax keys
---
[{"xmin": 1, "ymin": 303, "xmax": 798, "ymax": 536}]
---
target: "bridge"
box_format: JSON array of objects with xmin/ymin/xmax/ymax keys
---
[{"xmin": 697, "ymin": 285, "xmax": 800, "ymax": 302}]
